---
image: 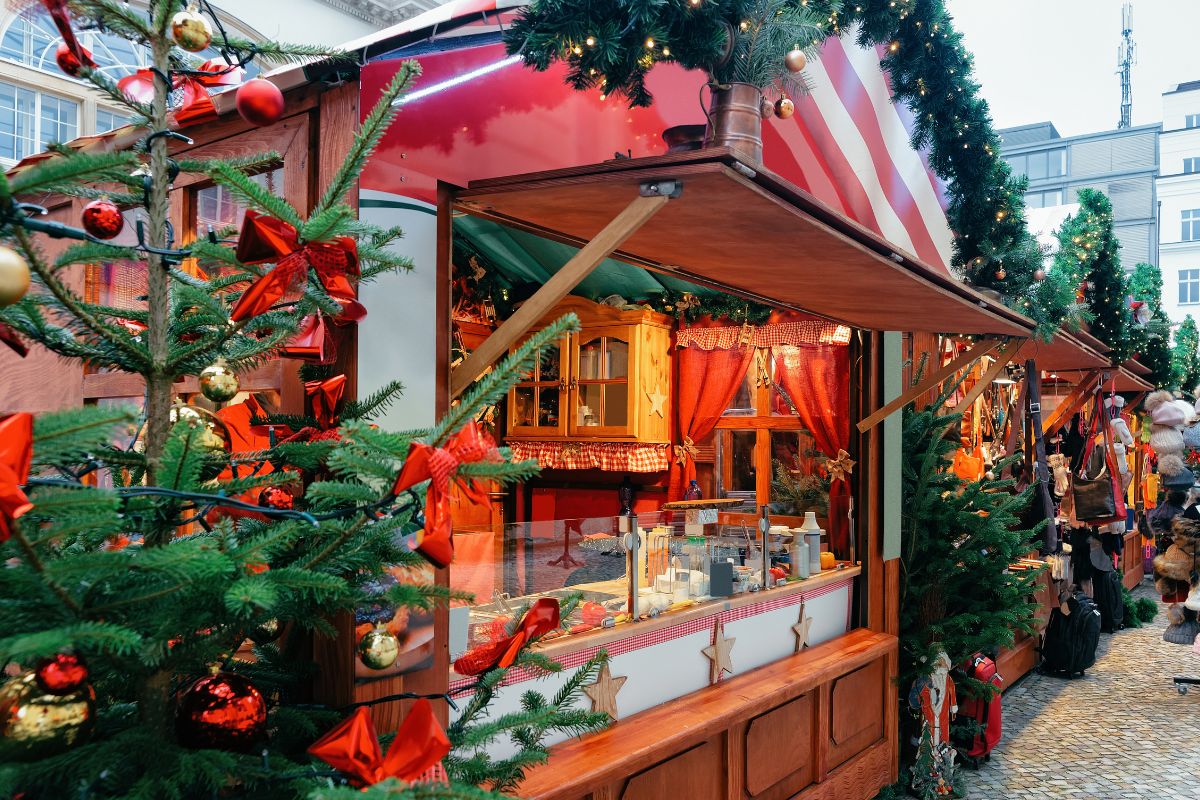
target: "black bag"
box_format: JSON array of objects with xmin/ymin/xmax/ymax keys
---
[
  {"xmin": 1041, "ymin": 591, "xmax": 1101, "ymax": 677},
  {"xmin": 1091, "ymin": 569, "xmax": 1125, "ymax": 633},
  {"xmin": 1072, "ymin": 475, "xmax": 1116, "ymax": 521}
]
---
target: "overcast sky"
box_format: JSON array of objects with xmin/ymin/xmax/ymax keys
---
[{"xmin": 946, "ymin": 0, "xmax": 1200, "ymax": 137}]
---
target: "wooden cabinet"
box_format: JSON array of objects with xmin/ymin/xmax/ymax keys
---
[{"xmin": 507, "ymin": 297, "xmax": 672, "ymax": 443}]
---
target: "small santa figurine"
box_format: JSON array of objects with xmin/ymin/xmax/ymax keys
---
[{"xmin": 909, "ymin": 650, "xmax": 958, "ymax": 795}]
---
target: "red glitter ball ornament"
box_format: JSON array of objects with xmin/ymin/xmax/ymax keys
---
[
  {"xmin": 34, "ymin": 653, "xmax": 88, "ymax": 695},
  {"xmin": 54, "ymin": 42, "xmax": 91, "ymax": 77},
  {"xmin": 81, "ymin": 199, "xmax": 124, "ymax": 240},
  {"xmin": 175, "ymin": 672, "xmax": 267, "ymax": 752},
  {"xmin": 258, "ymin": 485, "xmax": 293, "ymax": 510},
  {"xmin": 235, "ymin": 79, "xmax": 285, "ymax": 127}
]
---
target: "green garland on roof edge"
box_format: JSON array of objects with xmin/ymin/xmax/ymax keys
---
[{"xmin": 505, "ymin": 0, "xmax": 1082, "ymax": 341}]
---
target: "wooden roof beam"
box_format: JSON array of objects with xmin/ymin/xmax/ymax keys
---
[
  {"xmin": 856, "ymin": 337, "xmax": 1006, "ymax": 434},
  {"xmin": 937, "ymin": 340, "xmax": 1025, "ymax": 417},
  {"xmin": 449, "ymin": 190, "xmax": 672, "ymax": 399}
]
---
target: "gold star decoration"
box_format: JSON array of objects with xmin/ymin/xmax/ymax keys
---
[
  {"xmin": 646, "ymin": 384, "xmax": 667, "ymax": 418},
  {"xmin": 583, "ymin": 662, "xmax": 628, "ymax": 720},
  {"xmin": 702, "ymin": 619, "xmax": 736, "ymax": 684},
  {"xmin": 792, "ymin": 603, "xmax": 813, "ymax": 653},
  {"xmin": 825, "ymin": 449, "xmax": 856, "ymax": 482}
]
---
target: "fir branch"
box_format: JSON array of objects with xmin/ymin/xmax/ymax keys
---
[
  {"xmin": 434, "ymin": 314, "xmax": 580, "ymax": 445},
  {"xmin": 314, "ymin": 63, "xmax": 421, "ymax": 216}
]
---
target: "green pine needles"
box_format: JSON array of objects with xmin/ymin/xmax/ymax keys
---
[
  {"xmin": 1173, "ymin": 315, "xmax": 1200, "ymax": 396},
  {"xmin": 0, "ymin": 1, "xmax": 606, "ymax": 797}
]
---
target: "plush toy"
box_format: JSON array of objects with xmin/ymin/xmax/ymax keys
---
[
  {"xmin": 1146, "ymin": 390, "xmax": 1188, "ymax": 478},
  {"xmin": 1153, "ymin": 506, "xmax": 1200, "ymax": 644}
]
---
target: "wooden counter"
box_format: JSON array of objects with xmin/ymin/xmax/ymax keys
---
[{"xmin": 517, "ymin": 628, "xmax": 898, "ymax": 800}]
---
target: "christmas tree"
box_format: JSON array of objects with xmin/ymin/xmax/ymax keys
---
[
  {"xmin": 1127, "ymin": 262, "xmax": 1174, "ymax": 389},
  {"xmin": 1053, "ymin": 189, "xmax": 1130, "ymax": 360},
  {"xmin": 1173, "ymin": 315, "xmax": 1200, "ymax": 395},
  {"xmin": 0, "ymin": 2, "xmax": 605, "ymax": 797}
]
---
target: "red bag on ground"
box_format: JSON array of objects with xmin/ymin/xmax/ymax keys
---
[{"xmin": 955, "ymin": 653, "xmax": 1003, "ymax": 764}]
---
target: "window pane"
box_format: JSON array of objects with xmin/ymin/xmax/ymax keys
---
[
  {"xmin": 769, "ymin": 430, "xmax": 828, "ymax": 516},
  {"xmin": 1005, "ymin": 155, "xmax": 1026, "ymax": 175},
  {"xmin": 95, "ymin": 108, "xmax": 129, "ymax": 133},
  {"xmin": 717, "ymin": 430, "xmax": 757, "ymax": 499},
  {"xmin": 194, "ymin": 170, "xmax": 280, "ymax": 237},
  {"xmin": 724, "ymin": 369, "xmax": 755, "ymax": 416},
  {"xmin": 603, "ymin": 383, "xmax": 627, "ymax": 427},
  {"xmin": 1048, "ymin": 149, "xmax": 1065, "ymax": 176},
  {"xmin": 1046, "ymin": 190, "xmax": 1063, "ymax": 206},
  {"xmin": 577, "ymin": 383, "xmax": 602, "ymax": 428},
  {"xmin": 1027, "ymin": 151, "xmax": 1048, "ymax": 180}
]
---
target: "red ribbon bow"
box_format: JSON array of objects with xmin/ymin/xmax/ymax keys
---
[
  {"xmin": 391, "ymin": 422, "xmax": 500, "ymax": 568},
  {"xmin": 453, "ymin": 598, "xmax": 560, "ymax": 676},
  {"xmin": 117, "ymin": 60, "xmax": 242, "ymax": 128},
  {"xmin": 307, "ymin": 700, "xmax": 450, "ymax": 788},
  {"xmin": 304, "ymin": 374, "xmax": 346, "ymax": 430},
  {"xmin": 230, "ymin": 211, "xmax": 360, "ymax": 323},
  {"xmin": 281, "ymin": 314, "xmax": 333, "ymax": 363},
  {"xmin": 0, "ymin": 413, "xmax": 34, "ymax": 542},
  {"xmin": 42, "ymin": 1, "xmax": 95, "ymax": 72}
]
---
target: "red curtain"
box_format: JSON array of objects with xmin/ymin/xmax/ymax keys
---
[
  {"xmin": 668, "ymin": 343, "xmax": 754, "ymax": 499},
  {"xmin": 773, "ymin": 344, "xmax": 851, "ymax": 554}
]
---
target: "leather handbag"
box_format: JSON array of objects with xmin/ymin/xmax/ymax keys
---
[{"xmin": 1071, "ymin": 396, "xmax": 1120, "ymax": 523}]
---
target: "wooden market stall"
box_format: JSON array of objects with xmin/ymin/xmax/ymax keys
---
[{"xmin": 444, "ymin": 147, "xmax": 1037, "ymax": 800}]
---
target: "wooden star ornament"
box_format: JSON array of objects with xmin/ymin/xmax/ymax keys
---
[
  {"xmin": 702, "ymin": 619, "xmax": 735, "ymax": 684},
  {"xmin": 645, "ymin": 385, "xmax": 667, "ymax": 418},
  {"xmin": 583, "ymin": 662, "xmax": 627, "ymax": 720},
  {"xmin": 792, "ymin": 603, "xmax": 813, "ymax": 653}
]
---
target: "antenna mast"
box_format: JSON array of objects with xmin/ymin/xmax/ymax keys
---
[{"xmin": 1117, "ymin": 1, "xmax": 1136, "ymax": 128}]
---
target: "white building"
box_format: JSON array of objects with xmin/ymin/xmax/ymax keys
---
[
  {"xmin": 1158, "ymin": 80, "xmax": 1200, "ymax": 325},
  {"xmin": 0, "ymin": 1, "xmax": 438, "ymax": 168}
]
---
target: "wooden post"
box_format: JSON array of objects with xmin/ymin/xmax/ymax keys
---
[
  {"xmin": 856, "ymin": 337, "xmax": 1005, "ymax": 433},
  {"xmin": 450, "ymin": 193, "xmax": 671, "ymax": 398}
]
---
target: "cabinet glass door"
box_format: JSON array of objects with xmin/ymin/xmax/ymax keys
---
[
  {"xmin": 510, "ymin": 339, "xmax": 565, "ymax": 436},
  {"xmin": 571, "ymin": 329, "xmax": 632, "ymax": 436}
]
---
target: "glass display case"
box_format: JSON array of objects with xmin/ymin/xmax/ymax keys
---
[{"xmin": 448, "ymin": 507, "xmax": 849, "ymax": 667}]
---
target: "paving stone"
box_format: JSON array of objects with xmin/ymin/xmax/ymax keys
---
[{"xmin": 962, "ymin": 582, "xmax": 1200, "ymax": 799}]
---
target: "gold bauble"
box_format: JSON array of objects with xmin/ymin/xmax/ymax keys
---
[
  {"xmin": 0, "ymin": 671, "xmax": 94, "ymax": 762},
  {"xmin": 199, "ymin": 360, "xmax": 240, "ymax": 403},
  {"xmin": 995, "ymin": 268, "xmax": 1007, "ymax": 280},
  {"xmin": 0, "ymin": 245, "xmax": 30, "ymax": 307},
  {"xmin": 760, "ymin": 96, "xmax": 774, "ymax": 119},
  {"xmin": 785, "ymin": 48, "xmax": 807, "ymax": 73},
  {"xmin": 1033, "ymin": 269, "xmax": 1047, "ymax": 282},
  {"xmin": 357, "ymin": 625, "xmax": 399, "ymax": 670},
  {"xmin": 249, "ymin": 618, "xmax": 282, "ymax": 645},
  {"xmin": 774, "ymin": 97, "xmax": 795, "ymax": 119},
  {"xmin": 171, "ymin": 5, "xmax": 213, "ymax": 52}
]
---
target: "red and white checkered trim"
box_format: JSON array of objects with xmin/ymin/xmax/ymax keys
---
[
  {"xmin": 676, "ymin": 320, "xmax": 851, "ymax": 350},
  {"xmin": 510, "ymin": 440, "xmax": 670, "ymax": 472},
  {"xmin": 449, "ymin": 576, "xmax": 853, "ymax": 692}
]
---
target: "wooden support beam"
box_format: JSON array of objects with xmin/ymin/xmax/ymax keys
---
[
  {"xmin": 856, "ymin": 337, "xmax": 1005, "ymax": 434},
  {"xmin": 449, "ymin": 193, "xmax": 670, "ymax": 399},
  {"xmin": 938, "ymin": 340, "xmax": 1024, "ymax": 417},
  {"xmin": 1040, "ymin": 369, "xmax": 1101, "ymax": 434}
]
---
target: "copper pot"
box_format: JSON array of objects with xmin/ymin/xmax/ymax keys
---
[{"xmin": 705, "ymin": 82, "xmax": 764, "ymax": 164}]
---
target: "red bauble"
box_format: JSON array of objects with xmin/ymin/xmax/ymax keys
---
[
  {"xmin": 55, "ymin": 42, "xmax": 91, "ymax": 77},
  {"xmin": 81, "ymin": 199, "xmax": 123, "ymax": 240},
  {"xmin": 175, "ymin": 672, "xmax": 267, "ymax": 751},
  {"xmin": 34, "ymin": 653, "xmax": 88, "ymax": 695},
  {"xmin": 258, "ymin": 485, "xmax": 293, "ymax": 510},
  {"xmin": 235, "ymin": 79, "xmax": 285, "ymax": 127}
]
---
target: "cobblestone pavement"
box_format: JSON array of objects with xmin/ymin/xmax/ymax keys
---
[{"xmin": 964, "ymin": 582, "xmax": 1200, "ymax": 799}]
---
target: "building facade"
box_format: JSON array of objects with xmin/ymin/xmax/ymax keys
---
[
  {"xmin": 999, "ymin": 120, "xmax": 1160, "ymax": 275},
  {"xmin": 1157, "ymin": 81, "xmax": 1200, "ymax": 324}
]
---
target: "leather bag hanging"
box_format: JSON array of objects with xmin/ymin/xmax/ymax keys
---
[
  {"xmin": 1023, "ymin": 360, "xmax": 1059, "ymax": 553},
  {"xmin": 1071, "ymin": 391, "xmax": 1122, "ymax": 524}
]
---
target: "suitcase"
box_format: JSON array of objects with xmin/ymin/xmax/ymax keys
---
[
  {"xmin": 1041, "ymin": 591, "xmax": 1101, "ymax": 677},
  {"xmin": 1092, "ymin": 569, "xmax": 1125, "ymax": 633},
  {"xmin": 954, "ymin": 653, "xmax": 1003, "ymax": 767}
]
